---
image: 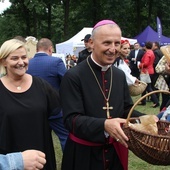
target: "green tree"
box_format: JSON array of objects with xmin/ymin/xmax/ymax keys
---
[{"xmin": 1, "ymin": 0, "xmax": 170, "ymax": 46}]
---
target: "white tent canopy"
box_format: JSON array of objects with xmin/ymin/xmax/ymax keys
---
[{"xmin": 56, "ymin": 27, "xmax": 137, "ymax": 56}]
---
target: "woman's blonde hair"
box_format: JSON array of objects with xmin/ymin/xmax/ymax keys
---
[{"xmin": 0, "ymin": 39, "xmax": 27, "ymax": 76}]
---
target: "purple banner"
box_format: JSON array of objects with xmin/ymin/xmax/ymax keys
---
[{"xmin": 157, "ymin": 17, "xmax": 162, "ymax": 44}]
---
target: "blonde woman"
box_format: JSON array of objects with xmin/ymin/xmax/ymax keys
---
[{"xmin": 0, "ymin": 39, "xmax": 60, "ymax": 170}]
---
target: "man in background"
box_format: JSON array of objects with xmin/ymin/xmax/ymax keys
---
[
  {"xmin": 77, "ymin": 34, "xmax": 92, "ymax": 64},
  {"xmin": 152, "ymin": 41, "xmax": 163, "ymax": 68},
  {"xmin": 152, "ymin": 41, "xmax": 163, "ymax": 88},
  {"xmin": 27, "ymin": 38, "xmax": 68, "ymax": 151},
  {"xmin": 128, "ymin": 42, "xmax": 145, "ymax": 78}
]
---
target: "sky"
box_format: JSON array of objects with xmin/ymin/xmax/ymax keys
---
[{"xmin": 0, "ymin": 0, "xmax": 11, "ymax": 14}]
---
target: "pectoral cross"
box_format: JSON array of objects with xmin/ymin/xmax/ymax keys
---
[{"xmin": 103, "ymin": 101, "xmax": 113, "ymax": 118}]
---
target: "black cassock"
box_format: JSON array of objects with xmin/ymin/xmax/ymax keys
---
[{"xmin": 60, "ymin": 57, "xmax": 142, "ymax": 170}]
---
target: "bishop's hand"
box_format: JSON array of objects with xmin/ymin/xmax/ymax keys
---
[{"xmin": 104, "ymin": 118, "xmax": 129, "ymax": 148}]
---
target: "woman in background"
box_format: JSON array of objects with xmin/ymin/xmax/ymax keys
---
[
  {"xmin": 114, "ymin": 39, "xmax": 139, "ymax": 86},
  {"xmin": 138, "ymin": 41, "xmax": 159, "ymax": 107}
]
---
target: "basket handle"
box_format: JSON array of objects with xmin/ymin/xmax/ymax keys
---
[
  {"xmin": 125, "ymin": 90, "xmax": 170, "ymax": 126},
  {"xmin": 130, "ymin": 80, "xmax": 146, "ymax": 86}
]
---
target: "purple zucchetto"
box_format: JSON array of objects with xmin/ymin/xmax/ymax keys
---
[{"xmin": 93, "ymin": 20, "xmax": 117, "ymax": 30}]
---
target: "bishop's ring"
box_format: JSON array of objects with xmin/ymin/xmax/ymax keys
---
[{"xmin": 116, "ymin": 138, "xmax": 120, "ymax": 142}]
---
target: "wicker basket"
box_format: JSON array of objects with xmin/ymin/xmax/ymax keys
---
[
  {"xmin": 129, "ymin": 81, "xmax": 147, "ymax": 96},
  {"xmin": 123, "ymin": 90, "xmax": 170, "ymax": 165}
]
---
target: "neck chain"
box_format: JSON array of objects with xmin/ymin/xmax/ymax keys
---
[
  {"xmin": 13, "ymin": 83, "xmax": 23, "ymax": 91},
  {"xmin": 16, "ymin": 86, "xmax": 22, "ymax": 90},
  {"xmin": 87, "ymin": 57, "xmax": 113, "ymax": 118},
  {"xmin": 6, "ymin": 76, "xmax": 24, "ymax": 91}
]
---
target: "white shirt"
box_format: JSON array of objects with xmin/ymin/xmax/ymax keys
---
[
  {"xmin": 135, "ymin": 49, "xmax": 139, "ymax": 58},
  {"xmin": 114, "ymin": 59, "xmax": 136, "ymax": 85},
  {"xmin": 134, "ymin": 49, "xmax": 139, "ymax": 64}
]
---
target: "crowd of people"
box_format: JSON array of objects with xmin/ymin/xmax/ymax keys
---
[{"xmin": 0, "ymin": 19, "xmax": 170, "ymax": 170}]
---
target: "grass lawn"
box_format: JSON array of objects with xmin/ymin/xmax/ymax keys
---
[{"xmin": 52, "ymin": 94, "xmax": 170, "ymax": 170}]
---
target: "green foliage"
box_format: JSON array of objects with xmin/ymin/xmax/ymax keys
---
[{"xmin": 1, "ymin": 0, "xmax": 170, "ymax": 47}]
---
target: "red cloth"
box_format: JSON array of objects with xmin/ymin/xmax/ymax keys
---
[
  {"xmin": 109, "ymin": 137, "xmax": 128, "ymax": 170},
  {"xmin": 161, "ymin": 107, "xmax": 167, "ymax": 111},
  {"xmin": 124, "ymin": 59, "xmax": 129, "ymax": 65},
  {"xmin": 69, "ymin": 133, "xmax": 128, "ymax": 170},
  {"xmin": 139, "ymin": 50, "xmax": 155, "ymax": 74}
]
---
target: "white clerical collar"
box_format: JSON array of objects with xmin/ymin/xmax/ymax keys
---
[{"xmin": 91, "ymin": 55, "xmax": 111, "ymax": 71}]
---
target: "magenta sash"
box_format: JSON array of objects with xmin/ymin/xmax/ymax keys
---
[{"xmin": 69, "ymin": 133, "xmax": 128, "ymax": 170}]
